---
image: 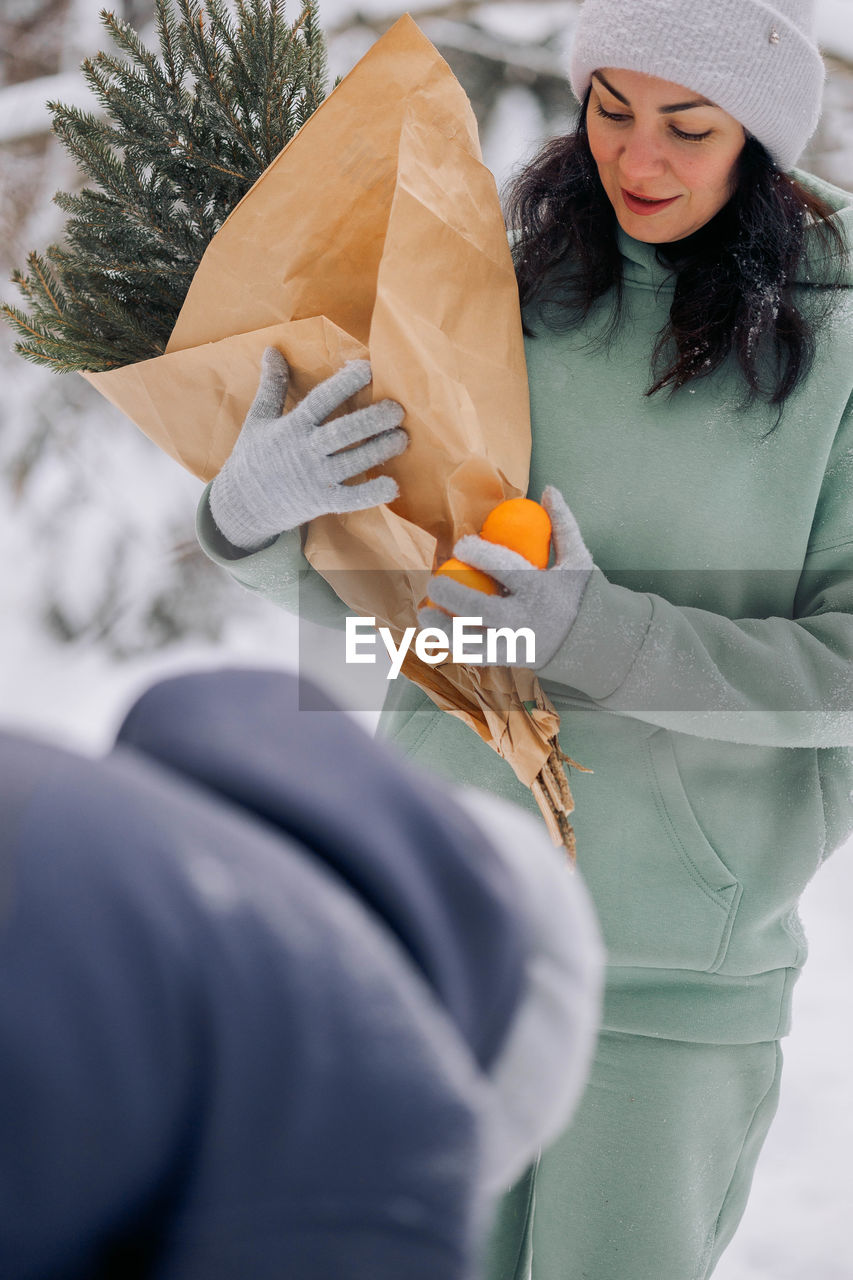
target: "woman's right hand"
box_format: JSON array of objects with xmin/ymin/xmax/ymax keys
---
[{"xmin": 209, "ymin": 347, "xmax": 408, "ymax": 551}]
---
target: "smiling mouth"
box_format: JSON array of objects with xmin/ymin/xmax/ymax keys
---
[
  {"xmin": 622, "ymin": 189, "xmax": 676, "ymax": 202},
  {"xmin": 621, "ymin": 188, "xmax": 681, "ymax": 215}
]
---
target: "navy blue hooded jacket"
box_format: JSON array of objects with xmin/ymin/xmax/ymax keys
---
[{"xmin": 0, "ymin": 668, "xmax": 531, "ymax": 1280}]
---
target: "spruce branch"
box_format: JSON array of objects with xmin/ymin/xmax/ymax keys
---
[{"xmin": 3, "ymin": 0, "xmax": 330, "ymax": 374}]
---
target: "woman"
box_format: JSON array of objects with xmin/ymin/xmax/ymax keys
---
[{"xmin": 197, "ymin": 0, "xmax": 853, "ymax": 1275}]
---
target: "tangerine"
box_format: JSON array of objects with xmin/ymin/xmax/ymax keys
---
[
  {"xmin": 424, "ymin": 498, "xmax": 551, "ymax": 615},
  {"xmin": 432, "ymin": 556, "xmax": 500, "ymax": 596},
  {"xmin": 480, "ymin": 498, "xmax": 552, "ymax": 568}
]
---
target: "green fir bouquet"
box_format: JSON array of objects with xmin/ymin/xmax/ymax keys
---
[{"xmin": 2, "ymin": 0, "xmax": 330, "ymax": 372}]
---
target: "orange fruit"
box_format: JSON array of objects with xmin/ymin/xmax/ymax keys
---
[
  {"xmin": 423, "ymin": 499, "xmax": 551, "ymax": 615},
  {"xmin": 433, "ymin": 556, "xmax": 500, "ymax": 595},
  {"xmin": 480, "ymin": 498, "xmax": 552, "ymax": 569}
]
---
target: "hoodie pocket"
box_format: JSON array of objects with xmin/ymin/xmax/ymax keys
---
[
  {"xmin": 552, "ymin": 705, "xmax": 741, "ymax": 972},
  {"xmin": 386, "ymin": 690, "xmax": 743, "ymax": 974}
]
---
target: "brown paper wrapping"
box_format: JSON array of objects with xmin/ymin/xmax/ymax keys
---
[{"xmin": 82, "ymin": 14, "xmax": 585, "ymax": 855}]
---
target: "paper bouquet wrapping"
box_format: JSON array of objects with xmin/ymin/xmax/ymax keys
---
[{"xmin": 83, "ymin": 15, "xmax": 586, "ymax": 854}]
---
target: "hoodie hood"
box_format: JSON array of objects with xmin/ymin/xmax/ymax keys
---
[{"xmin": 790, "ymin": 167, "xmax": 853, "ymax": 287}]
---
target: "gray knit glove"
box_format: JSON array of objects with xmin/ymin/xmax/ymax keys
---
[
  {"xmin": 209, "ymin": 348, "xmax": 408, "ymax": 551},
  {"xmin": 418, "ymin": 486, "xmax": 594, "ymax": 668}
]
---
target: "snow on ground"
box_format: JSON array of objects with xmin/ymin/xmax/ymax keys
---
[{"xmin": 0, "ymin": 593, "xmax": 295, "ymax": 754}]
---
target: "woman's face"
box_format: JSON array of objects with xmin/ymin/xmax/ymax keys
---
[{"xmin": 586, "ymin": 68, "xmax": 747, "ymax": 244}]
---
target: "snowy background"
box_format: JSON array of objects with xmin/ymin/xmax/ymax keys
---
[{"xmin": 1, "ymin": 2, "xmax": 852, "ymax": 1276}]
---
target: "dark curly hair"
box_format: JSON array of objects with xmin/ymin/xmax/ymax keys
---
[{"xmin": 505, "ymin": 88, "xmax": 848, "ymax": 412}]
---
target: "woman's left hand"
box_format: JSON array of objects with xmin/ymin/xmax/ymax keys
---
[{"xmin": 417, "ymin": 485, "xmax": 594, "ymax": 668}]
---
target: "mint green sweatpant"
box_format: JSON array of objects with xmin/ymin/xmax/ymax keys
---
[{"xmin": 481, "ymin": 1030, "xmax": 783, "ymax": 1280}]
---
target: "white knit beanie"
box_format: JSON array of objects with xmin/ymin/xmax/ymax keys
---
[{"xmin": 569, "ymin": 0, "xmax": 826, "ymax": 170}]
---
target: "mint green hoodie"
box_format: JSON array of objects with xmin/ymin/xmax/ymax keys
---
[{"xmin": 197, "ymin": 169, "xmax": 853, "ymax": 1045}]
